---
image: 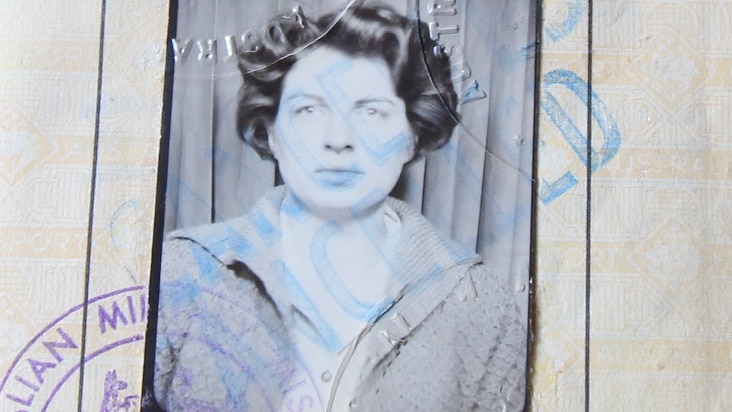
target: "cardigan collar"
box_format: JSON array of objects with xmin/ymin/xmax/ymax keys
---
[{"xmin": 169, "ymin": 186, "xmax": 480, "ymax": 329}]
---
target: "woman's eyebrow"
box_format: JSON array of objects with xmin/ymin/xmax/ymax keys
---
[
  {"xmin": 282, "ymin": 92, "xmax": 326, "ymax": 105},
  {"xmin": 354, "ymin": 98, "xmax": 397, "ymax": 107}
]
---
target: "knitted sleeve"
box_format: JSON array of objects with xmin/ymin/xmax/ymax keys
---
[
  {"xmin": 153, "ymin": 238, "xmax": 295, "ymax": 411},
  {"xmin": 465, "ymin": 263, "xmax": 527, "ymax": 411},
  {"xmin": 356, "ymin": 262, "xmax": 527, "ymax": 412}
]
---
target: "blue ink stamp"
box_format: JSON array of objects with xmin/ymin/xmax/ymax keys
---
[
  {"xmin": 539, "ymin": 68, "xmax": 621, "ymax": 204},
  {"xmin": 147, "ymin": 1, "xmax": 538, "ymax": 410}
]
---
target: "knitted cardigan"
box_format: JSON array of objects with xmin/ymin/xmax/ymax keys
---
[{"xmin": 154, "ymin": 187, "xmax": 526, "ymax": 411}]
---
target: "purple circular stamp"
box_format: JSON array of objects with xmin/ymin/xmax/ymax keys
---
[
  {"xmin": 151, "ymin": 274, "xmax": 325, "ymax": 411},
  {"xmin": 0, "ymin": 286, "xmax": 147, "ymax": 411}
]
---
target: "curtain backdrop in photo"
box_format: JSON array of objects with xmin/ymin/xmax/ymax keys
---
[{"xmin": 164, "ymin": 0, "xmax": 536, "ymax": 317}]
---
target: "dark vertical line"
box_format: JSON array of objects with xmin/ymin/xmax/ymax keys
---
[
  {"xmin": 413, "ymin": 0, "xmax": 429, "ymax": 217},
  {"xmin": 209, "ymin": 2, "xmax": 219, "ymax": 224},
  {"xmin": 77, "ymin": 0, "xmax": 107, "ymax": 410},
  {"xmin": 140, "ymin": 0, "xmax": 179, "ymax": 409},
  {"xmin": 584, "ymin": 0, "xmax": 594, "ymax": 411},
  {"xmin": 526, "ymin": 0, "xmax": 543, "ymax": 409}
]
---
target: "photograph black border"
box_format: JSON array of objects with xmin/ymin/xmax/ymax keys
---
[{"xmin": 142, "ymin": 1, "xmax": 541, "ymax": 409}]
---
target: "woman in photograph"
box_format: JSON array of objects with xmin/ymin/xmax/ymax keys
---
[{"xmin": 153, "ymin": 3, "xmax": 526, "ymax": 411}]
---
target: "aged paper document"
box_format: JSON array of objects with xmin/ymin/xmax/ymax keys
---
[
  {"xmin": 532, "ymin": 0, "xmax": 731, "ymax": 410},
  {"xmin": 0, "ymin": 1, "xmax": 167, "ymax": 409},
  {"xmin": 0, "ymin": 0, "xmax": 730, "ymax": 410}
]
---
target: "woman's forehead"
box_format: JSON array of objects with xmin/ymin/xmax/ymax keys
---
[{"xmin": 281, "ymin": 46, "xmax": 396, "ymax": 99}]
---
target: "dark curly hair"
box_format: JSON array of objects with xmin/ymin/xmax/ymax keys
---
[{"xmin": 236, "ymin": 2, "xmax": 458, "ymax": 162}]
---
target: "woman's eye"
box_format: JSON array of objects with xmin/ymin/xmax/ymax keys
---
[
  {"xmin": 295, "ymin": 105, "xmax": 317, "ymax": 114},
  {"xmin": 363, "ymin": 107, "xmax": 386, "ymax": 117}
]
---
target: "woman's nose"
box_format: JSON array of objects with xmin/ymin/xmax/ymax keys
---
[{"xmin": 323, "ymin": 114, "xmax": 355, "ymax": 153}]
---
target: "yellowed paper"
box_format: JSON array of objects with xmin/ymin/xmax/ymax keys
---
[
  {"xmin": 0, "ymin": 1, "xmax": 168, "ymax": 409},
  {"xmin": 532, "ymin": 0, "xmax": 732, "ymax": 410},
  {"xmin": 1, "ymin": 0, "xmax": 731, "ymax": 410}
]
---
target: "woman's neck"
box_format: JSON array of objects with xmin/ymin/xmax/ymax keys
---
[
  {"xmin": 279, "ymin": 190, "xmax": 400, "ymax": 305},
  {"xmin": 281, "ymin": 191, "xmax": 389, "ymax": 246}
]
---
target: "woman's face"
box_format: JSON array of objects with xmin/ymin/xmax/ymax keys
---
[{"xmin": 269, "ymin": 46, "xmax": 414, "ymax": 217}]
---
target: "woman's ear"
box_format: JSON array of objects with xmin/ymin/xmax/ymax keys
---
[
  {"xmin": 401, "ymin": 132, "xmax": 417, "ymax": 164},
  {"xmin": 267, "ymin": 126, "xmax": 281, "ymax": 160}
]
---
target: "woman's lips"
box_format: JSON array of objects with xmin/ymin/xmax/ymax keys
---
[{"xmin": 314, "ymin": 169, "xmax": 363, "ymax": 187}]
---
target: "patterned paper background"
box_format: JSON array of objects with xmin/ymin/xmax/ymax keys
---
[
  {"xmin": 533, "ymin": 0, "xmax": 731, "ymax": 410},
  {"xmin": 0, "ymin": 1, "xmax": 167, "ymax": 410},
  {"xmin": 0, "ymin": 0, "xmax": 729, "ymax": 410}
]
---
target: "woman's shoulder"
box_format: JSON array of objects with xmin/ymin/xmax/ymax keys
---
[
  {"xmin": 359, "ymin": 262, "xmax": 526, "ymax": 410},
  {"xmin": 427, "ymin": 262, "xmax": 525, "ymax": 345},
  {"xmin": 159, "ymin": 216, "xmax": 272, "ymax": 308},
  {"xmin": 158, "ymin": 236, "xmax": 262, "ymax": 313},
  {"xmin": 155, "ymin": 239, "xmax": 295, "ymax": 412},
  {"xmin": 449, "ymin": 264, "xmax": 526, "ymax": 382},
  {"xmin": 407, "ymin": 261, "xmax": 524, "ymax": 338},
  {"xmin": 163, "ymin": 186, "xmax": 287, "ymax": 267},
  {"xmin": 160, "ymin": 232, "xmax": 228, "ymax": 282},
  {"xmin": 418, "ymin": 263, "xmax": 526, "ymax": 406},
  {"xmin": 158, "ymin": 187, "xmax": 293, "ymax": 319}
]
